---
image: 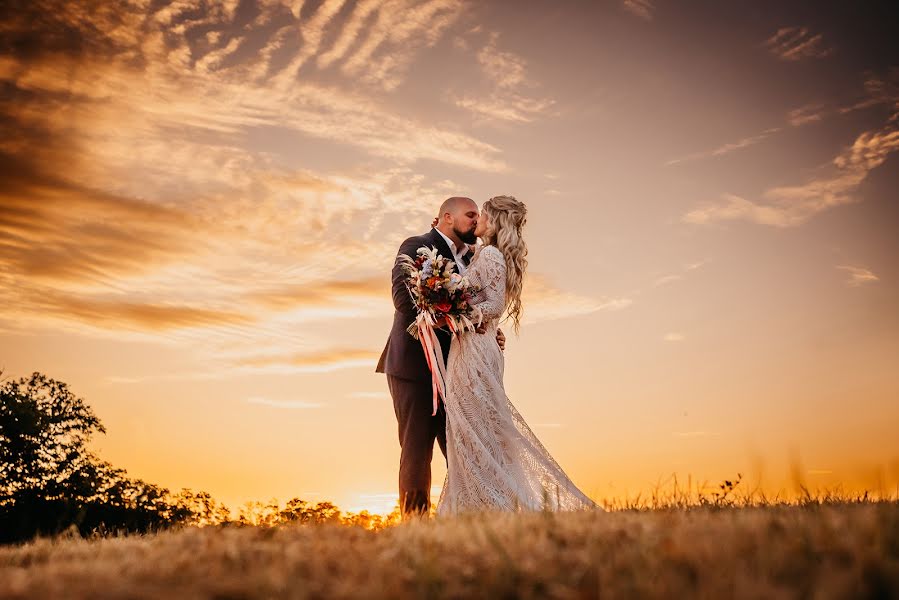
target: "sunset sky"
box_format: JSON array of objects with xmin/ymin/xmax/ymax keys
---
[{"xmin": 2, "ymin": 0, "xmax": 898, "ymax": 515}]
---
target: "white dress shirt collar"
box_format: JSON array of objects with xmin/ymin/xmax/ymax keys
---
[{"xmin": 433, "ymin": 227, "xmax": 469, "ymax": 271}]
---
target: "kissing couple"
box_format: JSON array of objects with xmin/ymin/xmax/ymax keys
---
[{"xmin": 377, "ymin": 195, "xmax": 600, "ymax": 518}]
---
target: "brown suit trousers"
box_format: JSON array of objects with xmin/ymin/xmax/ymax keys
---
[{"xmin": 388, "ymin": 375, "xmax": 448, "ymax": 516}]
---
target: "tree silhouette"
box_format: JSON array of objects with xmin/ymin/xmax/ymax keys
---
[
  {"xmin": 0, "ymin": 371, "xmax": 105, "ymax": 505},
  {"xmin": 0, "ymin": 371, "xmax": 202, "ymax": 542},
  {"xmin": 173, "ymin": 489, "xmax": 232, "ymax": 527}
]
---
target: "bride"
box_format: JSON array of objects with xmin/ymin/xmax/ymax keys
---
[{"xmin": 436, "ymin": 195, "xmax": 600, "ymax": 515}]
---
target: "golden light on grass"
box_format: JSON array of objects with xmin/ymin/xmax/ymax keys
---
[{"xmin": 1, "ymin": 497, "xmax": 896, "ymax": 598}]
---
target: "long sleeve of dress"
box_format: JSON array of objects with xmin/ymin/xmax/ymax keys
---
[{"xmin": 471, "ymin": 246, "xmax": 506, "ymax": 322}]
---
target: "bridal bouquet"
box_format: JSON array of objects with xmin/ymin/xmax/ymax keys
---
[
  {"xmin": 398, "ymin": 246, "xmax": 481, "ymax": 339},
  {"xmin": 398, "ymin": 246, "xmax": 481, "ymax": 414}
]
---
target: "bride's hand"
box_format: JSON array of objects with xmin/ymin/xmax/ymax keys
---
[{"xmin": 495, "ymin": 327, "xmax": 506, "ymax": 351}]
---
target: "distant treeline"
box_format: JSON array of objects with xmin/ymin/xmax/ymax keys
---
[{"xmin": 0, "ymin": 371, "xmax": 398, "ymax": 545}]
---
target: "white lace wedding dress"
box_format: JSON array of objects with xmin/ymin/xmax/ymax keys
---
[{"xmin": 436, "ymin": 245, "xmax": 600, "ymax": 515}]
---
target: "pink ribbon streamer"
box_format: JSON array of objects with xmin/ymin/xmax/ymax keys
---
[{"xmin": 416, "ymin": 313, "xmax": 448, "ymax": 416}]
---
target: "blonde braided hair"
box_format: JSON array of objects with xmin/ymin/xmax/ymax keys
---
[{"xmin": 480, "ymin": 195, "xmax": 528, "ymax": 334}]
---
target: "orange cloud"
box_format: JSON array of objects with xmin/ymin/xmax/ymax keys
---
[
  {"xmin": 247, "ymin": 278, "xmax": 388, "ymax": 311},
  {"xmin": 764, "ymin": 26, "xmax": 833, "ymax": 61},
  {"xmin": 246, "ymin": 396, "xmax": 323, "ymax": 409},
  {"xmin": 455, "ymin": 95, "xmax": 554, "ymax": 123},
  {"xmin": 835, "ymin": 265, "xmax": 879, "ymax": 287},
  {"xmin": 622, "ymin": 0, "xmax": 654, "ymax": 21},
  {"xmin": 7, "ymin": 288, "xmax": 254, "ymax": 333},
  {"xmin": 236, "ymin": 348, "xmax": 381, "ymax": 372},
  {"xmin": 0, "ymin": 157, "xmax": 205, "ymax": 286},
  {"xmin": 0, "ymin": 1, "xmax": 502, "ymax": 345},
  {"xmin": 1, "ymin": 0, "xmax": 506, "ymax": 187},
  {"xmin": 476, "ymin": 33, "xmax": 528, "ymax": 89},
  {"xmin": 455, "ymin": 32, "xmax": 554, "ymax": 123},
  {"xmin": 337, "ymin": 0, "xmax": 466, "ymax": 90},
  {"xmin": 787, "ymin": 103, "xmax": 828, "ymax": 126}
]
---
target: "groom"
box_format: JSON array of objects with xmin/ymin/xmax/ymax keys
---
[{"xmin": 376, "ymin": 196, "xmax": 506, "ymax": 518}]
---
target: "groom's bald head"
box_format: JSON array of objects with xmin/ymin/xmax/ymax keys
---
[{"xmin": 438, "ymin": 196, "xmax": 477, "ymax": 222}]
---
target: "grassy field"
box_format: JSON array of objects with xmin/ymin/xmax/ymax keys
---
[{"xmin": 1, "ymin": 499, "xmax": 897, "ymax": 599}]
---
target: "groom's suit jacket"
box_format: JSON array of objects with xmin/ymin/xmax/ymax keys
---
[{"xmin": 376, "ymin": 228, "xmax": 472, "ymax": 382}]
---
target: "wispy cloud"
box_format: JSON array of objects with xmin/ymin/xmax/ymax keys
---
[
  {"xmin": 622, "ymin": 0, "xmax": 654, "ymax": 21},
  {"xmin": 667, "ymin": 71, "xmax": 898, "ymax": 168},
  {"xmin": 247, "ymin": 278, "xmax": 387, "ymax": 311},
  {"xmin": 1, "ymin": 1, "xmax": 506, "ymax": 186},
  {"xmin": 55, "ymin": 298, "xmax": 252, "ymax": 332},
  {"xmin": 101, "ymin": 369, "xmax": 261, "ymax": 384},
  {"xmin": 455, "ymin": 95, "xmax": 554, "ymax": 123},
  {"xmin": 843, "ymin": 71, "xmax": 899, "ymax": 113},
  {"xmin": 244, "ymin": 0, "xmax": 468, "ymax": 91},
  {"xmin": 316, "ymin": 0, "xmax": 382, "ymax": 69},
  {"xmin": 683, "ymin": 192, "xmax": 801, "ymax": 227},
  {"xmin": 785, "ymin": 73, "xmax": 899, "ymax": 128},
  {"xmin": 247, "ymin": 396, "xmax": 324, "ymax": 409},
  {"xmin": 654, "ymin": 274, "xmax": 683, "ymax": 287},
  {"xmin": 787, "ymin": 103, "xmax": 828, "ymax": 126},
  {"xmin": 764, "ymin": 26, "xmax": 833, "ymax": 61},
  {"xmin": 99, "ymin": 345, "xmax": 382, "ymax": 383},
  {"xmin": 683, "ymin": 116, "xmax": 899, "ymax": 227},
  {"xmin": 522, "ymin": 274, "xmax": 632, "ymax": 325},
  {"xmin": 235, "ymin": 349, "xmax": 382, "ymax": 373},
  {"xmin": 836, "ymin": 265, "xmax": 879, "ymax": 287},
  {"xmin": 0, "ymin": 165, "xmax": 207, "ymax": 287},
  {"xmin": 195, "ymin": 35, "xmax": 246, "ymax": 74},
  {"xmin": 0, "ymin": 0, "xmax": 494, "ymax": 345},
  {"xmin": 476, "ymin": 33, "xmax": 528, "ymax": 89},
  {"xmin": 0, "ymin": 163, "xmax": 449, "ymax": 343},
  {"xmin": 455, "ymin": 32, "xmax": 554, "ymax": 123},
  {"xmin": 336, "ymin": 0, "xmax": 467, "ymax": 90},
  {"xmin": 664, "ymin": 332, "xmax": 685, "ymax": 342},
  {"xmin": 273, "ymin": 0, "xmax": 350, "ymax": 85},
  {"xmin": 665, "ymin": 127, "xmax": 782, "ymax": 166},
  {"xmin": 651, "ymin": 260, "xmax": 706, "ymax": 289}
]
